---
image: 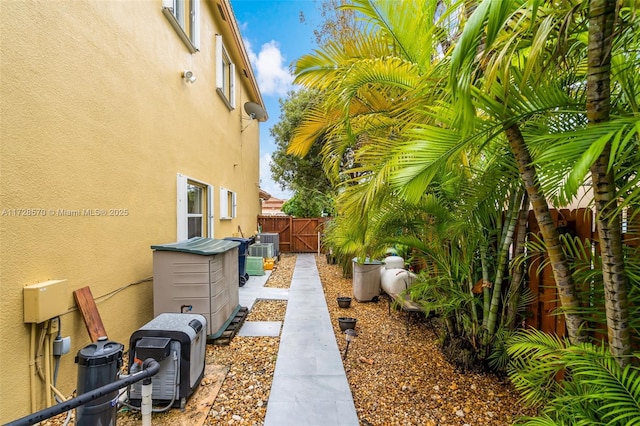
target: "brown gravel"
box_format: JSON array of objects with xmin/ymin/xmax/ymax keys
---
[
  {"xmin": 318, "ymin": 254, "xmax": 534, "ymax": 426},
  {"xmin": 264, "ymin": 253, "xmax": 296, "ymax": 288},
  {"xmin": 40, "ymin": 253, "xmax": 533, "ymax": 425}
]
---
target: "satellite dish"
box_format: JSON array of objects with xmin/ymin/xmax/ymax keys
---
[{"xmin": 244, "ymin": 102, "xmax": 267, "ymax": 122}]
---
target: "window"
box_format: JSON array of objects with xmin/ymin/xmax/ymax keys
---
[
  {"xmin": 219, "ymin": 187, "xmax": 236, "ymax": 220},
  {"xmin": 215, "ymin": 35, "xmax": 236, "ymax": 109},
  {"xmin": 187, "ymin": 183, "xmax": 204, "ymax": 238},
  {"xmin": 177, "ymin": 174, "xmax": 212, "ymax": 240},
  {"xmin": 162, "ymin": 0, "xmax": 200, "ymax": 53}
]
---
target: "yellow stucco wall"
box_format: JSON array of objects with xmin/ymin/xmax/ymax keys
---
[{"xmin": 0, "ymin": 1, "xmax": 264, "ymax": 421}]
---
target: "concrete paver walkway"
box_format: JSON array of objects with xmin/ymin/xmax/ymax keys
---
[{"xmin": 239, "ymin": 254, "xmax": 359, "ymax": 426}]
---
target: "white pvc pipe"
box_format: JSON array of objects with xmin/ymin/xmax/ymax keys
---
[{"xmin": 141, "ymin": 382, "xmax": 152, "ymax": 426}]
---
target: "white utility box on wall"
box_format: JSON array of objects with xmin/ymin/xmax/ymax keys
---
[{"xmin": 23, "ymin": 279, "xmax": 68, "ymax": 323}]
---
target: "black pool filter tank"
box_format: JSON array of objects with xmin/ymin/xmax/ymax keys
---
[{"xmin": 74, "ymin": 337, "xmax": 124, "ymax": 426}]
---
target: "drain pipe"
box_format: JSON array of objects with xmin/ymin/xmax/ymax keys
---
[
  {"xmin": 44, "ymin": 328, "xmax": 52, "ymax": 407},
  {"xmin": 29, "ymin": 323, "xmax": 37, "ymax": 413},
  {"xmin": 141, "ymin": 374, "xmax": 152, "ymax": 426},
  {"xmin": 6, "ymin": 359, "xmax": 160, "ymax": 426}
]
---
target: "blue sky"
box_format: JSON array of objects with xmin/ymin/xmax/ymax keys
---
[{"xmin": 230, "ymin": 0, "xmax": 323, "ymax": 200}]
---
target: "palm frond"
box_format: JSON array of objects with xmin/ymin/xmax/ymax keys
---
[
  {"xmin": 533, "ymin": 115, "xmax": 640, "ymax": 206},
  {"xmin": 514, "ymin": 413, "xmax": 570, "ymax": 426},
  {"xmin": 507, "ymin": 329, "xmax": 569, "ymax": 406},
  {"xmin": 508, "ymin": 328, "xmax": 640, "ymax": 425},
  {"xmin": 359, "ymin": 0, "xmax": 467, "ymax": 65}
]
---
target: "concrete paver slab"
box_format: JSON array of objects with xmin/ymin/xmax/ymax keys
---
[
  {"xmin": 238, "ymin": 321, "xmax": 282, "ymax": 337},
  {"xmin": 264, "ymin": 400, "xmax": 357, "ymax": 426}
]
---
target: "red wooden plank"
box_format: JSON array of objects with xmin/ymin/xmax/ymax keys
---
[
  {"xmin": 528, "ymin": 210, "xmax": 540, "ymax": 234},
  {"xmin": 73, "ymin": 286, "xmax": 107, "ymax": 342}
]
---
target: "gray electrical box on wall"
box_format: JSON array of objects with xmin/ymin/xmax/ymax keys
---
[{"xmin": 23, "ymin": 279, "xmax": 68, "ymax": 323}]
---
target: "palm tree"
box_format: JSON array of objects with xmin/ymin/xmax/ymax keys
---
[
  {"xmin": 448, "ymin": 0, "xmax": 592, "ymax": 343},
  {"xmin": 477, "ymin": 0, "xmax": 639, "ymax": 364},
  {"xmin": 291, "ymin": 1, "xmax": 540, "ymax": 365},
  {"xmin": 290, "ymin": 0, "xmax": 461, "ymax": 252},
  {"xmin": 586, "ymin": 0, "xmax": 632, "ymax": 367},
  {"xmin": 290, "ymin": 0, "xmax": 639, "ymax": 357}
]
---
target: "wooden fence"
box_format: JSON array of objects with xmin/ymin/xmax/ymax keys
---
[
  {"xmin": 523, "ymin": 208, "xmax": 638, "ymax": 337},
  {"xmin": 257, "ymin": 216, "xmax": 331, "ymax": 253},
  {"xmin": 259, "ymin": 210, "xmax": 638, "ymax": 338}
]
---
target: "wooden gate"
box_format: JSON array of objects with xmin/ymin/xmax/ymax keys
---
[
  {"xmin": 257, "ymin": 216, "xmax": 331, "ymax": 253},
  {"xmin": 291, "ymin": 218, "xmax": 320, "ymax": 252}
]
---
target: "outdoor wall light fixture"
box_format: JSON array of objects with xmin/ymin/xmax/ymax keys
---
[{"xmin": 182, "ymin": 70, "xmax": 196, "ymax": 83}]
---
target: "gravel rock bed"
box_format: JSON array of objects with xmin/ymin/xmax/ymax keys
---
[
  {"xmin": 317, "ymin": 254, "xmax": 534, "ymax": 426},
  {"xmin": 264, "ymin": 253, "xmax": 296, "ymax": 288},
  {"xmin": 245, "ymin": 300, "xmax": 288, "ymax": 322}
]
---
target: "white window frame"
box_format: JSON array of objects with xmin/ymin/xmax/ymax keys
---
[
  {"xmin": 177, "ymin": 173, "xmax": 213, "ymax": 240},
  {"xmin": 186, "ymin": 182, "xmax": 205, "ymax": 238},
  {"xmin": 162, "ymin": 0, "xmax": 200, "ymax": 53},
  {"xmin": 215, "ymin": 34, "xmax": 236, "ymax": 110},
  {"xmin": 219, "ymin": 187, "xmax": 237, "ymax": 220}
]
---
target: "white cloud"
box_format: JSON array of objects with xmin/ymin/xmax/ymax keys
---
[
  {"xmin": 244, "ymin": 38, "xmax": 294, "ymax": 97},
  {"xmin": 241, "ymin": 37, "xmax": 294, "ymax": 200},
  {"xmin": 260, "ymin": 152, "xmax": 292, "ymax": 200}
]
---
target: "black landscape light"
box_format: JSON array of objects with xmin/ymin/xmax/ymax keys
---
[{"xmin": 343, "ymin": 328, "xmax": 357, "ymax": 360}]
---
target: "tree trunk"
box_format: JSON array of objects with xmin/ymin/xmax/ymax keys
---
[
  {"xmin": 504, "ymin": 124, "xmax": 588, "ymax": 344},
  {"xmin": 505, "ymin": 192, "xmax": 529, "ymax": 330},
  {"xmin": 486, "ymin": 190, "xmax": 521, "ymax": 337},
  {"xmin": 480, "ymin": 243, "xmax": 491, "ymax": 329},
  {"xmin": 587, "ymin": 0, "xmax": 631, "ymax": 366},
  {"xmin": 468, "ymin": 268, "xmax": 479, "ymax": 324}
]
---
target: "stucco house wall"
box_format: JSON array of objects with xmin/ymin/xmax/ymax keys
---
[{"xmin": 0, "ymin": 0, "xmax": 265, "ymax": 421}]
